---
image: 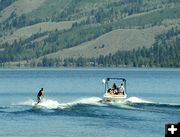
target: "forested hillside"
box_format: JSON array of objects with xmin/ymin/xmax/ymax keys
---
[
  {"xmin": 59, "ymin": 27, "xmax": 180, "ymax": 67},
  {"xmin": 0, "ymin": 0, "xmax": 179, "ymax": 67}
]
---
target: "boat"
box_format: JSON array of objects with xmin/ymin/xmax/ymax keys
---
[{"xmin": 102, "ymin": 78, "xmax": 128, "ymax": 102}]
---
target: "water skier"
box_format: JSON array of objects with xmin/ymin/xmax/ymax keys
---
[{"xmin": 37, "ymin": 88, "xmax": 45, "ymax": 103}]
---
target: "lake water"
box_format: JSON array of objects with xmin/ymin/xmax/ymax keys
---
[{"xmin": 0, "ymin": 68, "xmax": 179, "ymax": 137}]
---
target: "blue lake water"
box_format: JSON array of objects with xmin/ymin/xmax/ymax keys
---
[{"xmin": 0, "ymin": 68, "xmax": 180, "ymax": 137}]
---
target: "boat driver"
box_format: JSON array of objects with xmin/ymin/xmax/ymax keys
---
[{"xmin": 110, "ymin": 83, "xmax": 119, "ymax": 95}]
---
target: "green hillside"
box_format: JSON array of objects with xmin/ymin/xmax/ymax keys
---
[
  {"xmin": 46, "ymin": 25, "xmax": 171, "ymax": 59},
  {"xmin": 0, "ymin": 21, "xmax": 75, "ymax": 44},
  {"xmin": 0, "ymin": 0, "xmax": 179, "ymax": 67},
  {"xmin": 0, "ymin": 0, "xmax": 46, "ymax": 23}
]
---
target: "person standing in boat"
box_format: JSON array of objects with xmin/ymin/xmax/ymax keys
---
[
  {"xmin": 119, "ymin": 83, "xmax": 125, "ymax": 94},
  {"xmin": 37, "ymin": 88, "xmax": 45, "ymax": 103}
]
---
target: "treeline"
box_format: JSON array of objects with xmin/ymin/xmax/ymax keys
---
[{"xmin": 34, "ymin": 27, "xmax": 180, "ymax": 68}]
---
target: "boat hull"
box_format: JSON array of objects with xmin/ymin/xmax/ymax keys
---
[{"xmin": 103, "ymin": 93, "xmax": 127, "ymax": 102}]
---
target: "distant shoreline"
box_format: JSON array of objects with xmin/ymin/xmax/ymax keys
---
[{"xmin": 0, "ymin": 66, "xmax": 179, "ymax": 70}]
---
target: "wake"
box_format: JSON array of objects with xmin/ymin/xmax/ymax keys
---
[
  {"xmin": 125, "ymin": 97, "xmax": 180, "ymax": 108},
  {"xmin": 13, "ymin": 96, "xmax": 180, "ymax": 111},
  {"xmin": 125, "ymin": 97, "xmax": 152, "ymax": 103},
  {"xmin": 15, "ymin": 97, "xmax": 103, "ymax": 109}
]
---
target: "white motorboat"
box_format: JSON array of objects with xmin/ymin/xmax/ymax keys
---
[{"xmin": 102, "ymin": 78, "xmax": 128, "ymax": 102}]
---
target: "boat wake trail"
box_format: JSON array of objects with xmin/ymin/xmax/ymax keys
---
[
  {"xmin": 103, "ymin": 96, "xmax": 180, "ymax": 114},
  {"xmin": 125, "ymin": 96, "xmax": 180, "ymax": 108},
  {"xmin": 121, "ymin": 96, "xmax": 180, "ymax": 115},
  {"xmin": 14, "ymin": 96, "xmax": 180, "ymax": 110},
  {"xmin": 125, "ymin": 97, "xmax": 153, "ymax": 104},
  {"xmin": 8, "ymin": 96, "xmax": 180, "ymax": 116},
  {"xmin": 14, "ymin": 97, "xmax": 103, "ymax": 109}
]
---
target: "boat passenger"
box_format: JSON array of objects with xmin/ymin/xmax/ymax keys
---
[
  {"xmin": 112, "ymin": 83, "xmax": 119, "ymax": 95},
  {"xmin": 119, "ymin": 84, "xmax": 125, "ymax": 95}
]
